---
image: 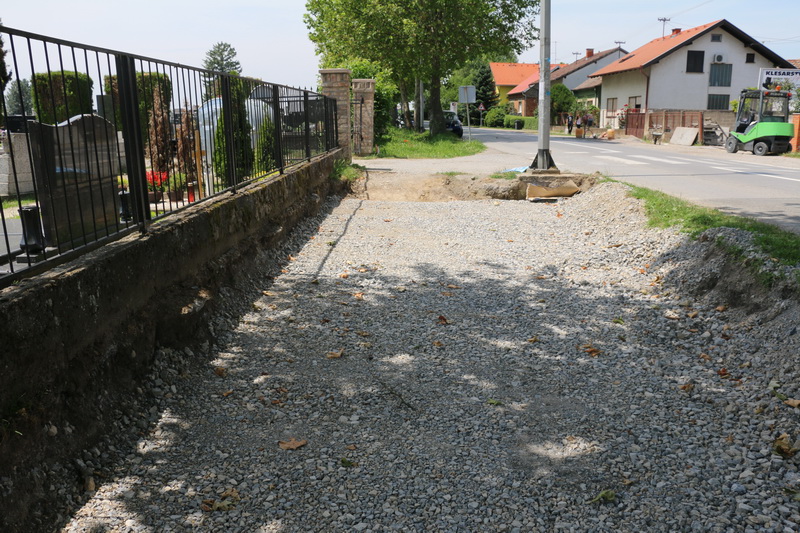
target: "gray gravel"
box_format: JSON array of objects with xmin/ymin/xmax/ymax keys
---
[{"xmin": 62, "ymin": 182, "xmax": 800, "ymax": 532}]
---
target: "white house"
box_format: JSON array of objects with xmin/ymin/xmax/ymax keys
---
[{"xmin": 589, "ymin": 20, "xmax": 796, "ymax": 127}]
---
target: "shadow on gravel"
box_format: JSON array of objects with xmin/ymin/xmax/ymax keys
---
[{"xmin": 55, "ymin": 196, "xmax": 800, "ymax": 531}]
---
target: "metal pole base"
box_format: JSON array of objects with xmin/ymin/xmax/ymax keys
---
[{"xmin": 531, "ymin": 149, "xmax": 558, "ymax": 171}]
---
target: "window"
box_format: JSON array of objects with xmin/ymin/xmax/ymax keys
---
[
  {"xmin": 708, "ymin": 94, "xmax": 730, "ymax": 110},
  {"xmin": 628, "ymin": 96, "xmax": 642, "ymax": 109},
  {"xmin": 746, "ymin": 53, "xmax": 755, "ymax": 63},
  {"xmin": 607, "ymin": 97, "xmax": 618, "ymax": 111},
  {"xmin": 711, "ymin": 34, "xmax": 722, "ymax": 42},
  {"xmin": 709, "ymin": 63, "xmax": 732, "ymax": 87},
  {"xmin": 687, "ymin": 50, "xmax": 705, "ymax": 73}
]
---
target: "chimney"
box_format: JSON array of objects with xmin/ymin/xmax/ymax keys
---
[
  {"xmin": 671, "ymin": 28, "xmax": 682, "ymax": 36},
  {"xmin": 585, "ymin": 48, "xmax": 594, "ymax": 58}
]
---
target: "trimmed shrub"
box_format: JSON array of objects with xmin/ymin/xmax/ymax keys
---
[
  {"xmin": 503, "ymin": 115, "xmax": 538, "ymax": 130},
  {"xmin": 254, "ymin": 110, "xmax": 276, "ymax": 174},
  {"xmin": 104, "ymin": 73, "xmax": 172, "ymax": 136},
  {"xmin": 213, "ymin": 77, "xmax": 254, "ymax": 186},
  {"xmin": 31, "ymin": 71, "xmax": 93, "ymax": 124},
  {"xmin": 484, "ymin": 106, "xmax": 506, "ymax": 127}
]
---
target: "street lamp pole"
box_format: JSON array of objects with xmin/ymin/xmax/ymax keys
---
[{"xmin": 532, "ymin": 0, "xmax": 554, "ymax": 170}]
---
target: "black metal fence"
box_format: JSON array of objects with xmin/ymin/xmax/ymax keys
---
[{"xmin": 0, "ymin": 26, "xmax": 338, "ymax": 287}]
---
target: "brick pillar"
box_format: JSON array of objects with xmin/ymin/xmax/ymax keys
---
[
  {"xmin": 351, "ymin": 79, "xmax": 376, "ymax": 156},
  {"xmin": 320, "ymin": 68, "xmax": 352, "ymax": 160}
]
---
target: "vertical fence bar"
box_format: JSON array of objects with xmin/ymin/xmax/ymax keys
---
[
  {"xmin": 304, "ymin": 90, "xmax": 311, "ymax": 161},
  {"xmin": 220, "ymin": 75, "xmax": 236, "ymax": 191}
]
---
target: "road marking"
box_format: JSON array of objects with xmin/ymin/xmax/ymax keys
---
[
  {"xmin": 757, "ymin": 173, "xmax": 800, "ymax": 184},
  {"xmin": 595, "ymin": 155, "xmax": 647, "ymax": 165},
  {"xmin": 630, "ymin": 155, "xmax": 688, "ymax": 165},
  {"xmin": 561, "ymin": 151, "xmax": 589, "ymax": 154},
  {"xmin": 552, "ymin": 141, "xmax": 619, "ymax": 153},
  {"xmin": 711, "ymin": 166, "xmax": 741, "ymax": 172}
]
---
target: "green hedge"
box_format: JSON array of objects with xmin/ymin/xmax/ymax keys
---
[
  {"xmin": 104, "ymin": 73, "xmax": 172, "ymax": 135},
  {"xmin": 503, "ymin": 115, "xmax": 538, "ymax": 130},
  {"xmin": 31, "ymin": 71, "xmax": 93, "ymax": 124}
]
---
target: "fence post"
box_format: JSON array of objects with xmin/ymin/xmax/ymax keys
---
[
  {"xmin": 219, "ymin": 76, "xmax": 237, "ymax": 191},
  {"xmin": 352, "ymin": 79, "xmax": 376, "ymax": 156},
  {"xmin": 271, "ymin": 85, "xmax": 284, "ymax": 174},
  {"xmin": 320, "ymin": 69, "xmax": 352, "ymax": 160},
  {"xmin": 115, "ymin": 54, "xmax": 149, "ymax": 228},
  {"xmin": 304, "ymin": 90, "xmax": 311, "ymax": 161}
]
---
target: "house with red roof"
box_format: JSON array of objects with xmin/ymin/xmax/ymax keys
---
[
  {"xmin": 507, "ymin": 48, "xmax": 624, "ymax": 116},
  {"xmin": 589, "ymin": 20, "xmax": 795, "ymax": 128},
  {"xmin": 489, "ymin": 63, "xmax": 539, "ymax": 104}
]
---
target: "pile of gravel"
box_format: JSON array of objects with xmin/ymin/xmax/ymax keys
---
[{"xmin": 53, "ymin": 182, "xmax": 800, "ymax": 532}]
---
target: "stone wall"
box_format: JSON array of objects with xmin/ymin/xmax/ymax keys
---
[
  {"xmin": 0, "ymin": 132, "xmax": 35, "ymax": 196},
  {"xmin": 0, "ymin": 149, "xmax": 347, "ymax": 530}
]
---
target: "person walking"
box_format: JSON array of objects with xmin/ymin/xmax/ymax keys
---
[
  {"xmin": 575, "ymin": 114, "xmax": 582, "ymax": 137},
  {"xmin": 567, "ymin": 114, "xmax": 574, "ymax": 135}
]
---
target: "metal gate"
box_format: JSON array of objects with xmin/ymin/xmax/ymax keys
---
[{"xmin": 625, "ymin": 110, "xmax": 645, "ymax": 138}]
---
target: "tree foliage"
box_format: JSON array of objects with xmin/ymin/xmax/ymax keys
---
[
  {"xmin": 0, "ymin": 21, "xmax": 11, "ymax": 98},
  {"xmin": 213, "ymin": 76, "xmax": 254, "ymax": 186},
  {"xmin": 203, "ymin": 43, "xmax": 241, "ymax": 99},
  {"xmin": 550, "ymin": 83, "xmax": 576, "ymax": 124},
  {"xmin": 5, "ymin": 79, "xmax": 33, "ymax": 116},
  {"xmin": 305, "ymin": 0, "xmax": 539, "ymax": 135},
  {"xmin": 147, "ymin": 84, "xmax": 171, "ymax": 173}
]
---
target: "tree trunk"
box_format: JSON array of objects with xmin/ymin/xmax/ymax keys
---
[
  {"xmin": 428, "ymin": 63, "xmax": 445, "ymax": 136},
  {"xmin": 398, "ymin": 81, "xmax": 413, "ymax": 130}
]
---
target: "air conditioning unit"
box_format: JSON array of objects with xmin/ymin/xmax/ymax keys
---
[{"xmin": 713, "ymin": 54, "xmax": 725, "ymax": 63}]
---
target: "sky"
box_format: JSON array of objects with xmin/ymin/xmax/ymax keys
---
[{"xmin": 1, "ymin": 0, "xmax": 799, "ymax": 92}]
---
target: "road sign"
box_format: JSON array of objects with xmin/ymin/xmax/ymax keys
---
[
  {"xmin": 458, "ymin": 86, "xmax": 476, "ymax": 104},
  {"xmin": 478, "ymin": 103, "xmax": 485, "ymax": 111}
]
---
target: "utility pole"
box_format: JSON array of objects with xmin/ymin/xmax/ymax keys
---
[
  {"xmin": 531, "ymin": 0, "xmax": 555, "ymax": 170},
  {"xmin": 658, "ymin": 17, "xmax": 671, "ymax": 37},
  {"xmin": 614, "ymin": 41, "xmax": 626, "ymax": 57}
]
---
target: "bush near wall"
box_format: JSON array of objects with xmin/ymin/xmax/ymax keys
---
[
  {"xmin": 503, "ymin": 115, "xmax": 538, "ymax": 130},
  {"xmin": 31, "ymin": 71, "xmax": 93, "ymax": 124},
  {"xmin": 484, "ymin": 106, "xmax": 506, "ymax": 127}
]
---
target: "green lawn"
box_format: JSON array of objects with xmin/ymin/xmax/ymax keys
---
[{"xmin": 373, "ymin": 128, "xmax": 485, "ymax": 159}]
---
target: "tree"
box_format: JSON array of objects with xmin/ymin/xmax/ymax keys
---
[
  {"xmin": 213, "ymin": 76, "xmax": 254, "ymax": 186},
  {"xmin": 202, "ymin": 43, "xmax": 241, "ymax": 99},
  {"xmin": 31, "ymin": 71, "xmax": 93, "ymax": 124},
  {"xmin": 0, "ymin": 20, "xmax": 11, "ymax": 98},
  {"xmin": 473, "ymin": 63, "xmax": 499, "ymax": 123},
  {"xmin": 305, "ymin": 0, "xmax": 539, "ymax": 136},
  {"xmin": 550, "ymin": 83, "xmax": 576, "ymax": 125},
  {"xmin": 5, "ymin": 79, "xmax": 33, "ymax": 116},
  {"xmin": 147, "ymin": 84, "xmax": 171, "ymax": 173}
]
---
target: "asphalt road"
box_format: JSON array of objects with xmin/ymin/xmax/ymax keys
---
[{"xmin": 469, "ymin": 126, "xmax": 800, "ymax": 233}]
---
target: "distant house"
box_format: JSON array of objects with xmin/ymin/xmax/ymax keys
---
[
  {"xmin": 588, "ymin": 19, "xmax": 796, "ymax": 128},
  {"xmin": 507, "ymin": 48, "xmax": 624, "ymax": 116},
  {"xmin": 489, "ymin": 63, "xmax": 539, "ymax": 104},
  {"xmin": 790, "ymin": 59, "xmax": 800, "ymax": 69}
]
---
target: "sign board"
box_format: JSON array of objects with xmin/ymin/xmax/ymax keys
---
[
  {"xmin": 458, "ymin": 85, "xmax": 476, "ymax": 104},
  {"xmin": 758, "ymin": 68, "xmax": 800, "ymax": 88},
  {"xmin": 478, "ymin": 103, "xmax": 486, "ymax": 111}
]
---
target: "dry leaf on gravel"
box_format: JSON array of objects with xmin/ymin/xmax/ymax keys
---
[
  {"xmin": 446, "ymin": 284, "xmax": 461, "ymax": 289},
  {"xmin": 716, "ymin": 305, "xmax": 728, "ymax": 312},
  {"xmin": 221, "ymin": 390, "xmax": 234, "ymax": 397},
  {"xmin": 433, "ymin": 341, "xmax": 444, "ymax": 347},
  {"xmin": 326, "ymin": 349, "xmax": 344, "ymax": 359},
  {"xmin": 441, "ymin": 291, "xmax": 453, "ymax": 297},
  {"xmin": 437, "ymin": 315, "xmax": 449, "ymax": 325},
  {"xmin": 774, "ymin": 434, "xmax": 798, "ymax": 458},
  {"xmin": 214, "ymin": 367, "xmax": 227, "ymax": 377},
  {"xmin": 340, "ymin": 273, "xmax": 349, "ymax": 279},
  {"xmin": 353, "ymin": 292, "xmax": 364, "ymax": 300},
  {"xmin": 279, "ymin": 438, "xmax": 308, "ymax": 450},
  {"xmin": 785, "ymin": 399, "xmax": 800, "ymax": 408}
]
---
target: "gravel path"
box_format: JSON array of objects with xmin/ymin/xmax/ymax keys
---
[{"xmin": 61, "ymin": 183, "xmax": 800, "ymax": 532}]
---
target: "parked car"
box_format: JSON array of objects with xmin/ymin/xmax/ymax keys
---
[{"xmin": 443, "ymin": 111, "xmax": 463, "ymax": 138}]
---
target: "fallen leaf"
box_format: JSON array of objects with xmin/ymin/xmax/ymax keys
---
[
  {"xmin": 441, "ymin": 291, "xmax": 453, "ymax": 297},
  {"xmin": 487, "ymin": 399, "xmax": 503, "ymax": 406},
  {"xmin": 437, "ymin": 315, "xmax": 449, "ymax": 325},
  {"xmin": 621, "ymin": 478, "xmax": 635, "ymax": 486},
  {"xmin": 353, "ymin": 292, "xmax": 364, "ymax": 300},
  {"xmin": 276, "ymin": 387, "xmax": 288, "ymax": 393},
  {"xmin": 536, "ymin": 275, "xmax": 547, "ymax": 280},
  {"xmin": 383, "ymin": 218, "xmax": 393, "ymax": 222},
  {"xmin": 699, "ymin": 353, "xmax": 711, "ymax": 362},
  {"xmin": 356, "ymin": 331, "xmax": 370, "ymax": 337},
  {"xmin": 345, "ymin": 444, "xmax": 357, "ymax": 450},
  {"xmin": 527, "ymin": 336, "xmax": 540, "ymax": 343},
  {"xmin": 507, "ymin": 239, "xmax": 514, "ymax": 243},
  {"xmin": 716, "ymin": 305, "xmax": 728, "ymax": 312},
  {"xmin": 288, "ymin": 255, "xmax": 296, "ymax": 261},
  {"xmin": 326, "ymin": 349, "xmax": 344, "ymax": 359},
  {"xmin": 340, "ymin": 273, "xmax": 349, "ymax": 279},
  {"xmin": 588, "ymin": 490, "xmax": 616, "ymax": 504},
  {"xmin": 717, "ymin": 368, "xmax": 730, "ymax": 378},
  {"xmin": 222, "ymin": 390, "xmax": 234, "ymax": 397},
  {"xmin": 556, "ymin": 212, "xmax": 563, "ymax": 218},
  {"xmin": 358, "ymin": 268, "xmax": 369, "ymax": 273},
  {"xmin": 679, "ymin": 383, "xmax": 695, "ymax": 391},
  {"xmin": 446, "ymin": 284, "xmax": 461, "ymax": 289},
  {"xmin": 433, "ymin": 341, "xmax": 444, "ymax": 347},
  {"xmin": 262, "ymin": 290, "xmax": 273, "ymax": 296},
  {"xmin": 785, "ymin": 399, "xmax": 800, "ymax": 408},
  {"xmin": 220, "ymin": 488, "xmax": 241, "ymax": 502},
  {"xmin": 687, "ymin": 311, "xmax": 699, "ymax": 319},
  {"xmin": 278, "ymin": 438, "xmax": 308, "ymax": 450},
  {"xmin": 214, "ymin": 367, "xmax": 228, "ymax": 377},
  {"xmin": 340, "ymin": 458, "xmax": 357, "ymax": 467},
  {"xmin": 607, "ymin": 243, "xmax": 623, "ymax": 248},
  {"xmin": 581, "ymin": 344, "xmax": 601, "ymax": 357},
  {"xmin": 739, "ymin": 361, "xmax": 752, "ymax": 369},
  {"xmin": 774, "ymin": 434, "xmax": 798, "ymax": 458}
]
